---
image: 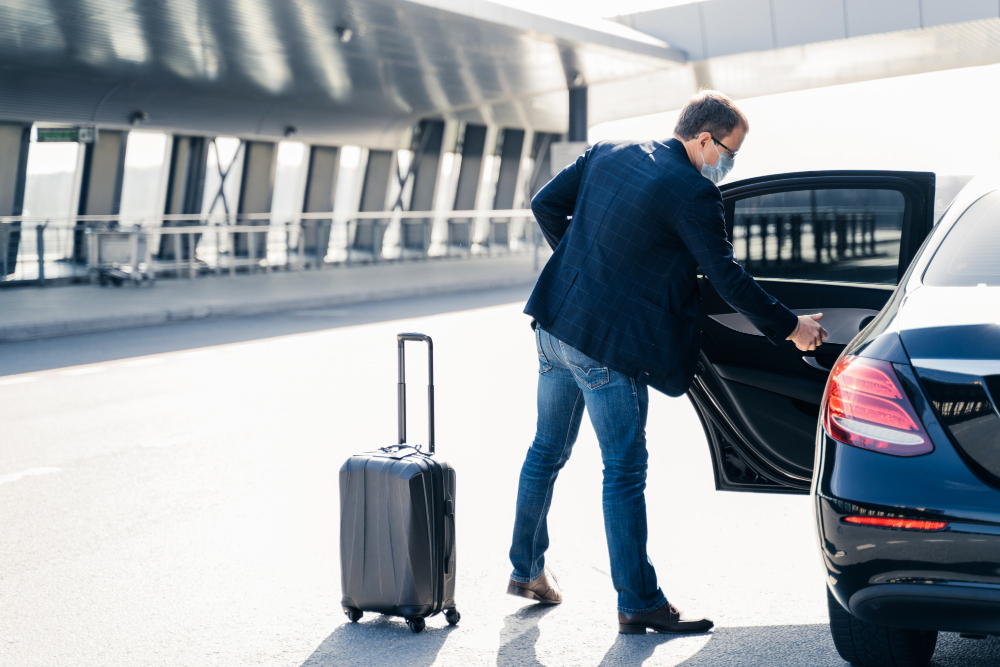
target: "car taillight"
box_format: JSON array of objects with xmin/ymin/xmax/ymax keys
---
[
  {"xmin": 822, "ymin": 355, "xmax": 933, "ymax": 456},
  {"xmin": 842, "ymin": 516, "xmax": 948, "ymax": 531}
]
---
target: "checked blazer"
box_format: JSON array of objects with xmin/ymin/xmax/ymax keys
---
[{"xmin": 525, "ymin": 138, "xmax": 798, "ymax": 397}]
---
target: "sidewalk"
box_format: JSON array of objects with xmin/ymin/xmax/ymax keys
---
[{"xmin": 0, "ymin": 254, "xmax": 542, "ymax": 342}]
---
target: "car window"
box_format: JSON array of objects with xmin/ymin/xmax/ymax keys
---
[
  {"xmin": 732, "ymin": 188, "xmax": 906, "ymax": 284},
  {"xmin": 923, "ymin": 190, "xmax": 1000, "ymax": 287}
]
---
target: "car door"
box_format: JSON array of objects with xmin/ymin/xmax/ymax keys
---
[{"xmin": 690, "ymin": 171, "xmax": 936, "ymax": 493}]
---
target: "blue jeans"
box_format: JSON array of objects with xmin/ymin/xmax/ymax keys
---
[{"xmin": 509, "ymin": 327, "xmax": 667, "ymax": 614}]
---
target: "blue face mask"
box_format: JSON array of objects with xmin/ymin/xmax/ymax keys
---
[{"xmin": 700, "ymin": 148, "xmax": 734, "ymax": 184}]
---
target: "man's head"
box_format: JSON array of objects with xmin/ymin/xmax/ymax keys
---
[{"xmin": 673, "ymin": 90, "xmax": 748, "ymax": 184}]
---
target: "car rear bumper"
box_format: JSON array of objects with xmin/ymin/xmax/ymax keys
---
[
  {"xmin": 848, "ymin": 583, "xmax": 1000, "ymax": 634},
  {"xmin": 814, "ymin": 435, "xmax": 1000, "ymax": 634}
]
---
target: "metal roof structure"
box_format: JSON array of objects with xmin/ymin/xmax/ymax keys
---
[
  {"xmin": 0, "ymin": 0, "xmax": 998, "ymax": 147},
  {"xmin": 0, "ymin": 0, "xmax": 681, "ymax": 148}
]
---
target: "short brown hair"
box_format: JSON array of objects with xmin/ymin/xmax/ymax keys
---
[{"xmin": 674, "ymin": 90, "xmax": 749, "ymax": 141}]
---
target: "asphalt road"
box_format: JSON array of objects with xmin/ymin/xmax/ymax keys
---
[{"xmin": 3, "ymin": 286, "xmax": 998, "ymax": 667}]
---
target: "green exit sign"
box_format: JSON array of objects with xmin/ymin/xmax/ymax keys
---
[{"xmin": 36, "ymin": 126, "xmax": 96, "ymax": 143}]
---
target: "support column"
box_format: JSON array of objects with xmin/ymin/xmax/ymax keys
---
[
  {"xmin": 527, "ymin": 132, "xmax": 559, "ymax": 200},
  {"xmin": 160, "ymin": 135, "xmax": 208, "ymax": 259},
  {"xmin": 354, "ymin": 150, "xmax": 393, "ymax": 258},
  {"xmin": 493, "ymin": 128, "xmax": 525, "ymax": 210},
  {"xmin": 301, "ymin": 145, "xmax": 340, "ymax": 263},
  {"xmin": 568, "ymin": 87, "xmax": 588, "ymax": 143},
  {"xmin": 404, "ymin": 119, "xmax": 445, "ymax": 252},
  {"xmin": 488, "ymin": 128, "xmax": 526, "ymax": 250},
  {"xmin": 0, "ymin": 123, "xmax": 30, "ymax": 277},
  {"xmin": 447, "ymin": 124, "xmax": 488, "ymax": 251},
  {"xmin": 74, "ymin": 129, "xmax": 128, "ymax": 263},
  {"xmin": 235, "ymin": 140, "xmax": 276, "ymax": 259},
  {"xmin": 452, "ymin": 124, "xmax": 487, "ymax": 211}
]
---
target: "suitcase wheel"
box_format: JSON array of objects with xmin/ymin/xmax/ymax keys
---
[
  {"xmin": 406, "ymin": 617, "xmax": 426, "ymax": 633},
  {"xmin": 444, "ymin": 608, "xmax": 460, "ymax": 626},
  {"xmin": 344, "ymin": 607, "xmax": 363, "ymax": 623}
]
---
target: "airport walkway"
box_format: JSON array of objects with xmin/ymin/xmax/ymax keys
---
[{"xmin": 0, "ymin": 254, "xmax": 541, "ymax": 342}]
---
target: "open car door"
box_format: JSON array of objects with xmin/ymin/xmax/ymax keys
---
[{"xmin": 690, "ymin": 171, "xmax": 936, "ymax": 493}]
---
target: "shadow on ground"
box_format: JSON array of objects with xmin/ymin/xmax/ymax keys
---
[
  {"xmin": 594, "ymin": 625, "xmax": 1000, "ymax": 667},
  {"xmin": 0, "ymin": 285, "xmax": 531, "ymax": 376},
  {"xmin": 497, "ymin": 602, "xmax": 558, "ymax": 666},
  {"xmin": 300, "ymin": 617, "xmax": 1000, "ymax": 667},
  {"xmin": 301, "ymin": 614, "xmax": 458, "ymax": 667}
]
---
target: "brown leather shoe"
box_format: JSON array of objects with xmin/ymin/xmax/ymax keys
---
[
  {"xmin": 618, "ymin": 602, "xmax": 713, "ymax": 634},
  {"xmin": 506, "ymin": 568, "xmax": 562, "ymax": 604}
]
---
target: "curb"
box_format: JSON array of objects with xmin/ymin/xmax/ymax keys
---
[{"xmin": 0, "ymin": 274, "xmax": 539, "ymax": 343}]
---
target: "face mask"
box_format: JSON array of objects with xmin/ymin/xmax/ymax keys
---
[{"xmin": 700, "ymin": 143, "xmax": 734, "ymax": 184}]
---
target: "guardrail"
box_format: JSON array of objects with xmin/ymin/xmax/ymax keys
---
[{"xmin": 0, "ymin": 209, "xmax": 545, "ymax": 287}]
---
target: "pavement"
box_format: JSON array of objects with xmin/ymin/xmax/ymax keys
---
[
  {"xmin": 2, "ymin": 287, "xmax": 1000, "ymax": 667},
  {"xmin": 0, "ymin": 253, "xmax": 543, "ymax": 342}
]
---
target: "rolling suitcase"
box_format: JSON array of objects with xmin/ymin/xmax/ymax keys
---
[{"xmin": 339, "ymin": 333, "xmax": 459, "ymax": 633}]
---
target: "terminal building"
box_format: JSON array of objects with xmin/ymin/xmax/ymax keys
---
[{"xmin": 1, "ymin": 0, "xmax": 998, "ymax": 284}]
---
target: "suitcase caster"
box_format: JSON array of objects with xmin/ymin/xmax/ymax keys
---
[
  {"xmin": 444, "ymin": 608, "xmax": 460, "ymax": 626},
  {"xmin": 344, "ymin": 607, "xmax": 362, "ymax": 623},
  {"xmin": 406, "ymin": 617, "xmax": 426, "ymax": 633}
]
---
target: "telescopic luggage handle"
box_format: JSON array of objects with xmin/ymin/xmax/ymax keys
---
[{"xmin": 397, "ymin": 333, "xmax": 435, "ymax": 454}]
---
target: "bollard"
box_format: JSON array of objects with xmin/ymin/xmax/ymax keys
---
[{"xmin": 36, "ymin": 222, "xmax": 46, "ymax": 285}]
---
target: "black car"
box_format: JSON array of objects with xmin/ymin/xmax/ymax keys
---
[{"xmin": 687, "ymin": 168, "xmax": 1000, "ymax": 667}]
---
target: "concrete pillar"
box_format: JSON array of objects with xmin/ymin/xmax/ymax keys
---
[
  {"xmin": 408, "ymin": 120, "xmax": 445, "ymax": 212},
  {"xmin": 404, "ymin": 119, "xmax": 445, "ymax": 252},
  {"xmin": 74, "ymin": 129, "xmax": 128, "ymax": 263},
  {"xmin": 0, "ymin": 123, "xmax": 30, "ymax": 277},
  {"xmin": 301, "ymin": 145, "xmax": 340, "ymax": 263},
  {"xmin": 355, "ymin": 150, "xmax": 393, "ymax": 257},
  {"xmin": 160, "ymin": 135, "xmax": 208, "ymax": 259},
  {"xmin": 452, "ymin": 124, "xmax": 487, "ymax": 211},
  {"xmin": 569, "ymin": 87, "xmax": 588, "ymax": 143},
  {"xmin": 235, "ymin": 140, "xmax": 276, "ymax": 259},
  {"xmin": 527, "ymin": 132, "xmax": 560, "ymax": 200},
  {"xmin": 493, "ymin": 128, "xmax": 525, "ymax": 210}
]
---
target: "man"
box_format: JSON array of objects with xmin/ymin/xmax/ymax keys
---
[{"xmin": 506, "ymin": 90, "xmax": 827, "ymax": 634}]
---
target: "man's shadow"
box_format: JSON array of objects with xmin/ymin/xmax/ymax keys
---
[
  {"xmin": 596, "ymin": 631, "xmax": 680, "ymax": 667},
  {"xmin": 300, "ymin": 613, "xmax": 457, "ymax": 667},
  {"xmin": 596, "ymin": 624, "xmax": 1000, "ymax": 667},
  {"xmin": 497, "ymin": 602, "xmax": 559, "ymax": 667}
]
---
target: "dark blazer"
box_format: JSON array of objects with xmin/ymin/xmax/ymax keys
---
[{"xmin": 525, "ymin": 138, "xmax": 798, "ymax": 396}]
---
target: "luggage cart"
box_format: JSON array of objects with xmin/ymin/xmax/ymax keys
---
[{"xmin": 87, "ymin": 227, "xmax": 155, "ymax": 286}]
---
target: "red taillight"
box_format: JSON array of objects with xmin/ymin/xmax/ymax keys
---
[
  {"xmin": 822, "ymin": 356, "xmax": 933, "ymax": 456},
  {"xmin": 843, "ymin": 516, "xmax": 948, "ymax": 531}
]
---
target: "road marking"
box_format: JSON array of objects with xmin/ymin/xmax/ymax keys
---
[
  {"xmin": 176, "ymin": 350, "xmax": 216, "ymax": 360},
  {"xmin": 61, "ymin": 366, "xmax": 108, "ymax": 376},
  {"xmin": 121, "ymin": 357, "xmax": 166, "ymax": 368},
  {"xmin": 0, "ymin": 467, "xmax": 62, "ymax": 486},
  {"xmin": 0, "ymin": 376, "xmax": 38, "ymax": 386}
]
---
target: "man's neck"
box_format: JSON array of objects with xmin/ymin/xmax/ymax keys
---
[{"xmin": 672, "ymin": 134, "xmax": 698, "ymax": 169}]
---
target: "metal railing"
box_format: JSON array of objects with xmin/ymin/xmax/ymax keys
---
[{"xmin": 0, "ymin": 209, "xmax": 545, "ymax": 287}]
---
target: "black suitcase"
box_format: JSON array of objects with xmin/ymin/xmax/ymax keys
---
[{"xmin": 339, "ymin": 333, "xmax": 459, "ymax": 633}]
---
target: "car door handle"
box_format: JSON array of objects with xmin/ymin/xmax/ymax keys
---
[{"xmin": 802, "ymin": 356, "xmax": 833, "ymax": 372}]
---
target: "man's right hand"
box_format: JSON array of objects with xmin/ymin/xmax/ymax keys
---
[{"xmin": 787, "ymin": 313, "xmax": 828, "ymax": 351}]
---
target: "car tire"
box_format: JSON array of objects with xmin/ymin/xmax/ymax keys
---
[{"xmin": 827, "ymin": 588, "xmax": 938, "ymax": 667}]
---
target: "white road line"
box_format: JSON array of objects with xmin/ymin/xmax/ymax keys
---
[
  {"xmin": 176, "ymin": 350, "xmax": 216, "ymax": 360},
  {"xmin": 121, "ymin": 357, "xmax": 167, "ymax": 368},
  {"xmin": 0, "ymin": 376, "xmax": 38, "ymax": 386},
  {"xmin": 61, "ymin": 366, "xmax": 108, "ymax": 376},
  {"xmin": 0, "ymin": 467, "xmax": 62, "ymax": 486}
]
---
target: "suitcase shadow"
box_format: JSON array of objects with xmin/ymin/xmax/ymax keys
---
[
  {"xmin": 497, "ymin": 602, "xmax": 558, "ymax": 667},
  {"xmin": 300, "ymin": 614, "xmax": 458, "ymax": 667}
]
